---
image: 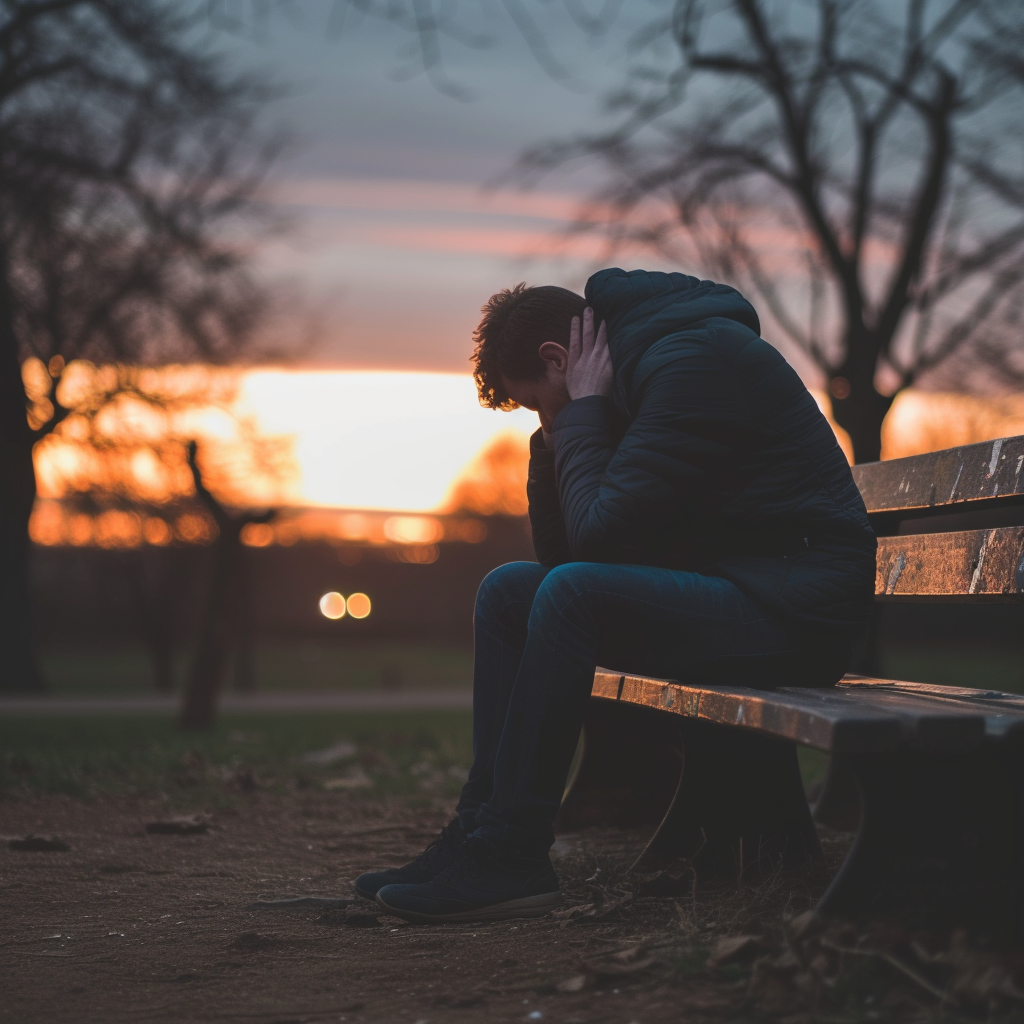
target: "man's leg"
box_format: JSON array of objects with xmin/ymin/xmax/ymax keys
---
[
  {"xmin": 456, "ymin": 561, "xmax": 549, "ymax": 827},
  {"xmin": 474, "ymin": 562, "xmax": 806, "ymax": 851},
  {"xmin": 354, "ymin": 561, "xmax": 546, "ymax": 899},
  {"xmin": 376, "ymin": 562, "xmax": 804, "ymax": 921}
]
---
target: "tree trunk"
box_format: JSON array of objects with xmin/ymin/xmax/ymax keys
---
[
  {"xmin": 828, "ymin": 340, "xmax": 894, "ymax": 465},
  {"xmin": 179, "ymin": 524, "xmax": 241, "ymax": 728},
  {"xmin": 231, "ymin": 551, "xmax": 256, "ymax": 693},
  {"xmin": 132, "ymin": 547, "xmax": 182, "ymax": 694},
  {"xmin": 0, "ymin": 254, "xmax": 44, "ymax": 693}
]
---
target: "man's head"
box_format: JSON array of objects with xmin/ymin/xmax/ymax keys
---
[{"xmin": 471, "ymin": 283, "xmax": 585, "ymax": 429}]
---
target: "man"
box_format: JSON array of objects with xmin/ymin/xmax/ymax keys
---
[{"xmin": 358, "ymin": 268, "xmax": 876, "ymax": 924}]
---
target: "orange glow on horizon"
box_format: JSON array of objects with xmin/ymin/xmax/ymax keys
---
[
  {"xmin": 30, "ymin": 364, "xmax": 538, "ymax": 515},
  {"xmin": 25, "ymin": 359, "xmax": 1024, "ymax": 550}
]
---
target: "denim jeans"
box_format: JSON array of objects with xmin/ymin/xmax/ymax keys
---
[{"xmin": 456, "ymin": 560, "xmax": 850, "ymax": 856}]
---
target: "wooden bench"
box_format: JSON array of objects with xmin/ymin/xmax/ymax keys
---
[{"xmin": 556, "ymin": 434, "xmax": 1024, "ymax": 928}]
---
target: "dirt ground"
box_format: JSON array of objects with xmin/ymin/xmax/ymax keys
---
[{"xmin": 2, "ymin": 793, "xmax": 1022, "ymax": 1024}]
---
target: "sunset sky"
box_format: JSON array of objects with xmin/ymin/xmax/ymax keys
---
[
  {"xmin": 168, "ymin": 8, "xmax": 642, "ymax": 510},
  {"xmin": 216, "ymin": 3, "xmax": 667, "ymax": 372},
  {"xmin": 36, "ymin": 7, "xmax": 1016, "ymax": 521}
]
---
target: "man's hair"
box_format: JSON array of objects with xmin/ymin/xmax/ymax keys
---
[{"xmin": 471, "ymin": 283, "xmax": 586, "ymax": 409}]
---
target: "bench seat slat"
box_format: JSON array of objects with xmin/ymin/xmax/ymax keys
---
[
  {"xmin": 593, "ymin": 670, "xmax": 905, "ymax": 753},
  {"xmin": 590, "ymin": 669, "xmax": 1024, "ymax": 752},
  {"xmin": 876, "ymin": 527, "xmax": 1024, "ymax": 599},
  {"xmin": 853, "ymin": 435, "xmax": 1024, "ymax": 514},
  {"xmin": 839, "ymin": 675, "xmax": 1024, "ymax": 703},
  {"xmin": 791, "ymin": 688, "xmax": 986, "ymax": 748},
  {"xmin": 837, "ymin": 676, "xmax": 1024, "ymax": 740}
]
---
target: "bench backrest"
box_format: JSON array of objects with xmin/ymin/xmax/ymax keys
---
[
  {"xmin": 588, "ymin": 434, "xmax": 1024, "ymax": 755},
  {"xmin": 852, "ymin": 435, "xmax": 1024, "ymax": 601}
]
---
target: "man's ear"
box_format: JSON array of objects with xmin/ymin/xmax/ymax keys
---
[{"xmin": 538, "ymin": 341, "xmax": 568, "ymax": 373}]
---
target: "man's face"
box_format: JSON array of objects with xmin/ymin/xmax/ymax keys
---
[{"xmin": 502, "ymin": 341, "xmax": 571, "ymax": 433}]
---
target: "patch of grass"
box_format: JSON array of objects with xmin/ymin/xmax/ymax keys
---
[
  {"xmin": 796, "ymin": 745, "xmax": 829, "ymax": 791},
  {"xmin": 0, "ymin": 710, "xmax": 473, "ymax": 806},
  {"xmin": 38, "ymin": 641, "xmax": 474, "ymax": 696},
  {"xmin": 882, "ymin": 642, "xmax": 1024, "ymax": 694}
]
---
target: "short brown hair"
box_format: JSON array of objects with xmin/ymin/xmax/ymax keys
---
[{"xmin": 471, "ymin": 283, "xmax": 585, "ymax": 409}]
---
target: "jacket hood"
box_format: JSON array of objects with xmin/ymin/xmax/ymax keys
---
[{"xmin": 585, "ymin": 268, "xmax": 760, "ymax": 390}]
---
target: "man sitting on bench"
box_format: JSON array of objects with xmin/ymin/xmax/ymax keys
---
[{"xmin": 358, "ymin": 268, "xmax": 876, "ymax": 924}]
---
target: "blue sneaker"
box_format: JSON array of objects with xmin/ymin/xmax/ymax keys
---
[
  {"xmin": 354, "ymin": 817, "xmax": 468, "ymax": 900},
  {"xmin": 375, "ymin": 835, "xmax": 562, "ymax": 924}
]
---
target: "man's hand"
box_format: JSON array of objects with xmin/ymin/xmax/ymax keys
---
[{"xmin": 566, "ymin": 307, "xmax": 612, "ymax": 402}]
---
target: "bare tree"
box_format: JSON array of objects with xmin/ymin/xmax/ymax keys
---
[
  {"xmin": 0, "ymin": 1, "xmax": 279, "ymax": 692},
  {"xmin": 522, "ymin": 0, "xmax": 1024, "ymax": 463},
  {"xmin": 179, "ymin": 439, "xmax": 277, "ymax": 730},
  {"xmin": 208, "ymin": 0, "xmax": 625, "ymax": 100}
]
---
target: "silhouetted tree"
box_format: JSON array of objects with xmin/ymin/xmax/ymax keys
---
[
  {"xmin": 0, "ymin": 1, "xmax": 277, "ymax": 692},
  {"xmin": 523, "ymin": 0, "xmax": 1024, "ymax": 462},
  {"xmin": 179, "ymin": 440, "xmax": 275, "ymax": 729}
]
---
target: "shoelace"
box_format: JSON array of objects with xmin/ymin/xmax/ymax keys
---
[
  {"xmin": 411, "ymin": 821, "xmax": 462, "ymax": 870},
  {"xmin": 448, "ymin": 837, "xmax": 498, "ymax": 883}
]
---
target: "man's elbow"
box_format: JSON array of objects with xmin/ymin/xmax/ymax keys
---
[{"xmin": 570, "ymin": 521, "xmax": 628, "ymax": 564}]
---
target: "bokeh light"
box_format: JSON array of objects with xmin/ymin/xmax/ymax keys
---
[
  {"xmin": 383, "ymin": 515, "xmax": 442, "ymax": 545},
  {"xmin": 346, "ymin": 592, "xmax": 371, "ymax": 619},
  {"xmin": 241, "ymin": 522, "xmax": 274, "ymax": 547},
  {"xmin": 392, "ymin": 545, "xmax": 439, "ymax": 564},
  {"xmin": 143, "ymin": 517, "xmax": 172, "ymax": 545},
  {"xmin": 319, "ymin": 591, "xmax": 346, "ymax": 619}
]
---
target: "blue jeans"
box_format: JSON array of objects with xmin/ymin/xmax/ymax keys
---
[{"xmin": 456, "ymin": 560, "xmax": 850, "ymax": 856}]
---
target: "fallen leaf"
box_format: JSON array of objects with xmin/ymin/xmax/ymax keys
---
[
  {"xmin": 145, "ymin": 816, "xmax": 209, "ymax": 836},
  {"xmin": 584, "ymin": 945, "xmax": 656, "ymax": 978},
  {"xmin": 323, "ymin": 767, "xmax": 372, "ymax": 790},
  {"xmin": 8, "ymin": 835, "xmax": 70, "ymax": 852},
  {"xmin": 301, "ymin": 741, "xmax": 357, "ymax": 767},
  {"xmin": 556, "ymin": 974, "xmax": 588, "ymax": 993},
  {"xmin": 707, "ymin": 934, "xmax": 760, "ymax": 968},
  {"xmin": 788, "ymin": 910, "xmax": 818, "ymax": 939}
]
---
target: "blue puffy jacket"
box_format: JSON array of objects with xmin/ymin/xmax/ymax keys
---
[{"xmin": 527, "ymin": 268, "xmax": 876, "ymax": 632}]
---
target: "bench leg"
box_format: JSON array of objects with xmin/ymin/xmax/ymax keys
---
[
  {"xmin": 554, "ymin": 699, "xmax": 684, "ymax": 832},
  {"xmin": 817, "ymin": 741, "xmax": 1024, "ymax": 929},
  {"xmin": 812, "ymin": 754, "xmax": 862, "ymax": 832},
  {"xmin": 633, "ymin": 719, "xmax": 825, "ymax": 879}
]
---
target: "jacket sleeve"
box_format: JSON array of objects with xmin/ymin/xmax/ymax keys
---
[
  {"xmin": 526, "ymin": 427, "xmax": 573, "ymax": 567},
  {"xmin": 551, "ymin": 338, "xmax": 737, "ymax": 563}
]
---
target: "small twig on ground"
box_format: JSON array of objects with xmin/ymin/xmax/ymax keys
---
[{"xmin": 820, "ymin": 938, "xmax": 955, "ymax": 1005}]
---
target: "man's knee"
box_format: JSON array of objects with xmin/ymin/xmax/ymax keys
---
[
  {"xmin": 528, "ymin": 562, "xmax": 599, "ymax": 624},
  {"xmin": 475, "ymin": 561, "xmax": 548, "ymax": 623}
]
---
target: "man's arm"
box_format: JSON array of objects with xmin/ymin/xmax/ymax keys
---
[
  {"xmin": 527, "ymin": 427, "xmax": 572, "ymax": 567},
  {"xmin": 552, "ymin": 335, "xmax": 737, "ymax": 563}
]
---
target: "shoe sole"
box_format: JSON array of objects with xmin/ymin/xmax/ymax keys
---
[{"xmin": 375, "ymin": 890, "xmax": 562, "ymax": 924}]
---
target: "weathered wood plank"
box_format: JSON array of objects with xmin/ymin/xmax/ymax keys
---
[
  {"xmin": 838, "ymin": 675, "xmax": 1024, "ymax": 740},
  {"xmin": 605, "ymin": 674, "xmax": 904, "ymax": 753},
  {"xmin": 695, "ymin": 687, "xmax": 904, "ymax": 752},
  {"xmin": 590, "ymin": 668, "xmax": 1019, "ymax": 751},
  {"xmin": 800, "ymin": 688, "xmax": 986, "ymax": 749},
  {"xmin": 592, "ymin": 669, "xmax": 623, "ymax": 700},
  {"xmin": 839, "ymin": 675, "xmax": 1024, "ymax": 703},
  {"xmin": 875, "ymin": 527, "xmax": 1024, "ymax": 599},
  {"xmin": 853, "ymin": 435, "xmax": 1024, "ymax": 514}
]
